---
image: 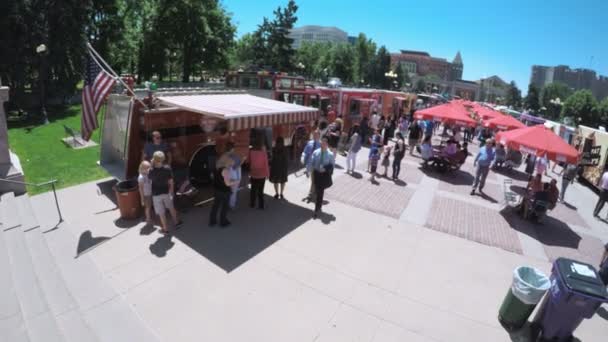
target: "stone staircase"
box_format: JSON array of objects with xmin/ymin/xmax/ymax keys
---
[{"xmin": 0, "ymin": 192, "xmax": 160, "ymax": 342}]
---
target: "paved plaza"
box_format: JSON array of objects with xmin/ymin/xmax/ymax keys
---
[{"xmin": 26, "ymin": 140, "xmax": 608, "ymax": 341}]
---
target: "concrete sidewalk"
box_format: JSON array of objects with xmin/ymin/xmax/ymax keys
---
[{"xmin": 28, "ymin": 162, "xmax": 607, "ymax": 342}]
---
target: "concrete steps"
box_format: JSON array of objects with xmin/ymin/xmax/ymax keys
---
[
  {"xmin": 28, "ymin": 193, "xmax": 161, "ymax": 342},
  {"xmin": 1, "ymin": 192, "xmax": 160, "ymax": 342},
  {"xmin": 1, "ymin": 192, "xmax": 64, "ymax": 342},
  {"xmin": 0, "ymin": 195, "xmax": 29, "ymax": 342},
  {"xmin": 16, "ymin": 195, "xmax": 98, "ymax": 342}
]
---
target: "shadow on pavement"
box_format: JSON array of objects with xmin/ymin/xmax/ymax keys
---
[
  {"xmin": 96, "ymin": 179, "xmax": 118, "ymax": 207},
  {"xmin": 496, "ymin": 168, "xmax": 531, "ymax": 182},
  {"xmin": 500, "ymin": 208, "xmax": 581, "ymax": 249},
  {"xmin": 171, "ymin": 194, "xmax": 313, "ymax": 272},
  {"xmin": 76, "ymin": 230, "xmax": 110, "ymax": 255},
  {"xmin": 477, "ymin": 191, "xmax": 498, "ymax": 203},
  {"xmin": 419, "ymin": 166, "xmax": 475, "ymax": 186},
  {"xmin": 349, "ymin": 171, "xmax": 363, "ymax": 179},
  {"xmin": 140, "ymin": 223, "xmax": 156, "ymax": 235},
  {"xmin": 597, "ymin": 307, "xmax": 608, "ymax": 320},
  {"xmin": 393, "ymin": 179, "xmax": 407, "ymax": 187},
  {"xmin": 149, "ymin": 234, "xmax": 175, "ymax": 257},
  {"xmin": 562, "ymin": 202, "xmax": 578, "ymax": 210}
]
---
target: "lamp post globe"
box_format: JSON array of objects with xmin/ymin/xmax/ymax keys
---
[{"xmin": 36, "ymin": 44, "xmax": 49, "ymax": 124}]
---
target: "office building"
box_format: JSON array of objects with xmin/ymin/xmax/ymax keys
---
[
  {"xmin": 530, "ymin": 64, "xmax": 608, "ymax": 100},
  {"xmin": 289, "ymin": 25, "xmax": 348, "ymax": 49}
]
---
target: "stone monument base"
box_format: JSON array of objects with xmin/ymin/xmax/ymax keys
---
[{"xmin": 0, "ymin": 151, "xmax": 26, "ymax": 195}]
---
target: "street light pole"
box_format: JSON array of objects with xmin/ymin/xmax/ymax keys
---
[{"xmin": 36, "ymin": 44, "xmax": 50, "ymax": 124}]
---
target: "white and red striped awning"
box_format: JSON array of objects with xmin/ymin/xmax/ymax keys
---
[{"xmin": 157, "ymin": 94, "xmax": 319, "ymax": 131}]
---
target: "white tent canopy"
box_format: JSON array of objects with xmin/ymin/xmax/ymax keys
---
[{"xmin": 157, "ymin": 94, "xmax": 319, "ymax": 131}]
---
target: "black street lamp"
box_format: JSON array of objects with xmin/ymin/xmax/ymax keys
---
[{"xmin": 36, "ymin": 44, "xmax": 50, "ymax": 124}]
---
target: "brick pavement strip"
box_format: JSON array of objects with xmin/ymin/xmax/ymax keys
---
[
  {"xmin": 325, "ymin": 174, "xmax": 415, "ymax": 219},
  {"xmin": 425, "ymin": 197, "xmax": 523, "ymax": 254}
]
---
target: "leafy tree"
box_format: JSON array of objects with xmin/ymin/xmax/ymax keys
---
[
  {"xmin": 250, "ymin": 0, "xmax": 298, "ymax": 71},
  {"xmin": 524, "ymin": 84, "xmax": 541, "ymax": 112},
  {"xmin": 369, "ymin": 45, "xmax": 391, "ymax": 89},
  {"xmin": 561, "ymin": 89, "xmax": 599, "ymax": 126},
  {"xmin": 0, "ymin": 0, "xmax": 90, "ymax": 108},
  {"xmin": 229, "ymin": 33, "xmax": 257, "ymax": 69},
  {"xmin": 540, "ymin": 82, "xmax": 572, "ymax": 120},
  {"xmin": 87, "ymin": 0, "xmax": 124, "ymax": 64},
  {"xmin": 394, "ymin": 63, "xmax": 405, "ymax": 89},
  {"xmin": 353, "ymin": 33, "xmax": 376, "ymax": 85},
  {"xmin": 597, "ymin": 97, "xmax": 608, "ymax": 125},
  {"xmin": 415, "ymin": 79, "xmax": 426, "ymax": 93},
  {"xmin": 146, "ymin": 0, "xmax": 235, "ymax": 82},
  {"xmin": 505, "ymin": 81, "xmax": 522, "ymax": 108},
  {"xmin": 294, "ymin": 41, "xmax": 325, "ymax": 80},
  {"xmin": 328, "ymin": 43, "xmax": 354, "ymax": 84}
]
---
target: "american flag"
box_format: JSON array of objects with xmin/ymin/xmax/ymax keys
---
[{"xmin": 81, "ymin": 53, "xmax": 115, "ymax": 141}]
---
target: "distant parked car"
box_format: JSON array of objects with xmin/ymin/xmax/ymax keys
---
[{"xmin": 327, "ymin": 77, "xmax": 342, "ymax": 88}]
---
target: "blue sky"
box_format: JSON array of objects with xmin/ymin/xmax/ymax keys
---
[{"xmin": 224, "ymin": 0, "xmax": 608, "ymax": 94}]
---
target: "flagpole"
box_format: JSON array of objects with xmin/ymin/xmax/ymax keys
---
[{"xmin": 86, "ymin": 42, "xmax": 146, "ymax": 107}]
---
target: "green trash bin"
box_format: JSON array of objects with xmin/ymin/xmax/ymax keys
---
[{"xmin": 498, "ymin": 266, "xmax": 550, "ymax": 331}]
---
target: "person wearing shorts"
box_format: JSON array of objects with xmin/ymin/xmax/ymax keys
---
[
  {"xmin": 138, "ymin": 161, "xmax": 153, "ymax": 224},
  {"xmin": 149, "ymin": 151, "xmax": 182, "ymax": 234}
]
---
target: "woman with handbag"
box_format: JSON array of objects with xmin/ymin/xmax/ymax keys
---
[{"xmin": 311, "ymin": 137, "xmax": 335, "ymax": 219}]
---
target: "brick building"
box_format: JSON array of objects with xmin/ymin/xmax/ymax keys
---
[{"xmin": 390, "ymin": 50, "xmax": 463, "ymax": 82}]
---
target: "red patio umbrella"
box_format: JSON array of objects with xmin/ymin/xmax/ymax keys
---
[
  {"xmin": 414, "ymin": 103, "xmax": 477, "ymax": 127},
  {"xmin": 475, "ymin": 106, "xmax": 503, "ymax": 120},
  {"xmin": 495, "ymin": 124, "xmax": 579, "ymax": 164},
  {"xmin": 483, "ymin": 114, "xmax": 525, "ymax": 131}
]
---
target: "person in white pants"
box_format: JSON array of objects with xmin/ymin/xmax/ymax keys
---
[{"xmin": 346, "ymin": 125, "xmax": 362, "ymax": 173}]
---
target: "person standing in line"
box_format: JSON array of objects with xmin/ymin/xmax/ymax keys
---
[
  {"xmin": 209, "ymin": 154, "xmax": 238, "ymax": 227},
  {"xmin": 423, "ymin": 119, "xmax": 434, "ymax": 140},
  {"xmin": 378, "ymin": 116, "xmax": 386, "ymax": 135},
  {"xmin": 270, "ymin": 137, "xmax": 289, "ymax": 200},
  {"xmin": 148, "ymin": 151, "xmax": 182, "ymax": 234},
  {"xmin": 380, "ymin": 146, "xmax": 391, "ymax": 177},
  {"xmin": 369, "ymin": 146, "xmax": 382, "ymax": 182},
  {"xmin": 301, "ymin": 130, "xmax": 321, "ymax": 202},
  {"xmin": 370, "ymin": 111, "xmax": 380, "ymax": 132},
  {"xmin": 383, "ymin": 118, "xmax": 395, "ymax": 146},
  {"xmin": 327, "ymin": 119, "xmax": 342, "ymax": 154},
  {"xmin": 142, "ymin": 131, "xmax": 172, "ymax": 165},
  {"xmin": 368, "ymin": 129, "xmax": 383, "ymax": 172},
  {"xmin": 398, "ymin": 115, "xmax": 409, "ymax": 138},
  {"xmin": 310, "ymin": 137, "xmax": 335, "ymax": 218},
  {"xmin": 408, "ymin": 120, "xmax": 422, "ymax": 155},
  {"xmin": 248, "ymin": 138, "xmax": 270, "ymax": 210},
  {"xmin": 392, "ymin": 132, "xmax": 406, "ymax": 180},
  {"xmin": 360, "ymin": 117, "xmax": 369, "ymax": 145},
  {"xmin": 346, "ymin": 125, "xmax": 362, "ymax": 174},
  {"xmin": 138, "ymin": 161, "xmax": 153, "ymax": 225},
  {"xmin": 593, "ymin": 170, "xmax": 608, "ymax": 218},
  {"xmin": 471, "ymin": 138, "xmax": 496, "ymax": 195},
  {"xmin": 559, "ymin": 163, "xmax": 577, "ymax": 202},
  {"xmin": 225, "ymin": 142, "xmax": 242, "ymax": 209}
]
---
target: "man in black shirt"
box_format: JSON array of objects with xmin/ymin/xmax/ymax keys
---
[
  {"xmin": 408, "ymin": 120, "xmax": 422, "ymax": 156},
  {"xmin": 149, "ymin": 151, "xmax": 182, "ymax": 234}
]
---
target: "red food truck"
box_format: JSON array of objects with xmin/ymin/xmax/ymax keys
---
[{"xmin": 99, "ymin": 90, "xmax": 319, "ymax": 194}]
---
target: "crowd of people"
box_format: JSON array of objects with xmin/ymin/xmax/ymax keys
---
[{"xmin": 137, "ymin": 110, "xmax": 588, "ymax": 231}]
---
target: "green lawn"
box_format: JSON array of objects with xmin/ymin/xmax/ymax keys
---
[{"xmin": 7, "ymin": 105, "xmax": 109, "ymax": 194}]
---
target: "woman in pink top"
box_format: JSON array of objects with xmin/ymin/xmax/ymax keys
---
[{"xmin": 248, "ymin": 138, "xmax": 270, "ymax": 209}]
